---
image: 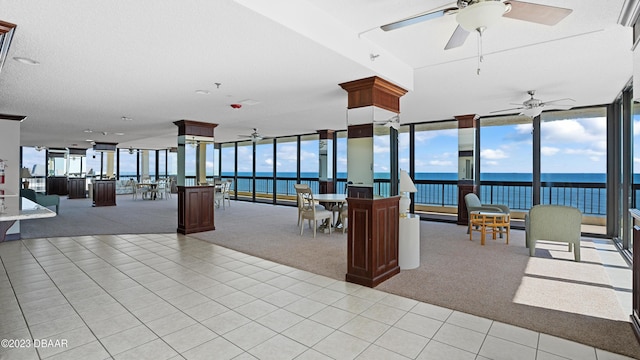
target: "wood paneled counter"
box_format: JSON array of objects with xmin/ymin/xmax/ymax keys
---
[{"xmin": 93, "ymin": 180, "xmax": 116, "ymax": 207}]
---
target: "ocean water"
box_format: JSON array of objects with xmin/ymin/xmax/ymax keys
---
[{"xmin": 120, "ymin": 171, "xmax": 616, "ymax": 215}]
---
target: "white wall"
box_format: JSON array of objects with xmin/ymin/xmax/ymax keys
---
[{"xmin": 0, "ymin": 120, "xmax": 21, "ymax": 236}]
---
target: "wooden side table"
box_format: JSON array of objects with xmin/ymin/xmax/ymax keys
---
[{"xmin": 469, "ymin": 211, "xmax": 510, "ymax": 245}]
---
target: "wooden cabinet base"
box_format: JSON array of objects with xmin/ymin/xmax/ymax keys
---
[
  {"xmin": 68, "ymin": 178, "xmax": 86, "ymax": 199},
  {"xmin": 346, "ymin": 196, "xmax": 400, "ymax": 288},
  {"xmin": 92, "ymin": 180, "xmax": 116, "ymax": 207},
  {"xmin": 177, "ymin": 186, "xmax": 215, "ymax": 234}
]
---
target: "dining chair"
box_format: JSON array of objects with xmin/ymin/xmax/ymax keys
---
[
  {"xmin": 165, "ymin": 178, "xmax": 174, "ymax": 199},
  {"xmin": 214, "ymin": 181, "xmax": 230, "ymax": 209},
  {"xmin": 223, "ymin": 179, "xmax": 233, "ymax": 208},
  {"xmin": 296, "ymin": 186, "xmax": 333, "ymax": 238},
  {"xmin": 130, "ymin": 179, "xmax": 147, "ymax": 200},
  {"xmin": 156, "ymin": 180, "xmax": 167, "ymax": 200},
  {"xmin": 294, "ymin": 184, "xmax": 312, "ymax": 226}
]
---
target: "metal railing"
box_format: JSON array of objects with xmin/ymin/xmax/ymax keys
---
[
  {"xmin": 409, "ymin": 179, "xmax": 606, "ymax": 215},
  {"xmin": 145, "ymin": 175, "xmax": 614, "ymax": 217}
]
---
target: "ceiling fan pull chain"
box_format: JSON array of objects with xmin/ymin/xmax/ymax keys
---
[{"xmin": 476, "ymin": 26, "xmax": 485, "ymax": 75}]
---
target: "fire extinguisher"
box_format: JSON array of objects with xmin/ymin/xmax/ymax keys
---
[{"xmin": 0, "ymin": 159, "xmax": 5, "ymax": 184}]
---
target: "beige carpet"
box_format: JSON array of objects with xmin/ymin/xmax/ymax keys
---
[{"xmin": 191, "ymin": 201, "xmax": 640, "ymax": 359}]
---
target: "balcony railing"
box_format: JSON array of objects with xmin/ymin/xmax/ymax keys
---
[
  {"xmin": 114, "ymin": 175, "xmax": 617, "ymax": 217},
  {"xmin": 230, "ymin": 177, "xmax": 611, "ymax": 216}
]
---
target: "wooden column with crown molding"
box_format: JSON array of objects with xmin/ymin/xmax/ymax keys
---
[
  {"xmin": 456, "ymin": 114, "xmax": 478, "ymax": 225},
  {"xmin": 339, "ymin": 76, "xmax": 407, "ymax": 288},
  {"xmin": 339, "ymin": 76, "xmax": 407, "ymax": 112},
  {"xmin": 174, "ymin": 120, "xmax": 218, "ymax": 234}
]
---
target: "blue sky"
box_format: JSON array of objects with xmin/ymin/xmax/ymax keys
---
[{"xmin": 21, "ymin": 114, "xmax": 624, "ymax": 178}]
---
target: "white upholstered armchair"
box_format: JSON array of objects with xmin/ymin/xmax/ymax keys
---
[{"xmin": 526, "ymin": 204, "xmax": 582, "ymax": 262}]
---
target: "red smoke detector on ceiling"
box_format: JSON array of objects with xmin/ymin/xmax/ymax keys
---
[{"xmin": 230, "ymin": 104, "xmax": 242, "ymax": 109}]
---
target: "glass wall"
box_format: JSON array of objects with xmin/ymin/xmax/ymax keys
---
[
  {"xmin": 299, "ymin": 134, "xmax": 319, "ymax": 179},
  {"xmin": 541, "ymin": 108, "xmax": 607, "ymax": 233},
  {"xmin": 168, "ymin": 150, "xmax": 178, "ymax": 178},
  {"xmin": 220, "ymin": 143, "xmax": 236, "ymax": 178},
  {"xmin": 412, "ymin": 121, "xmax": 458, "ymax": 215},
  {"xmin": 119, "ymin": 149, "xmax": 138, "ymax": 180},
  {"xmin": 255, "ymin": 139, "xmax": 274, "ymax": 200},
  {"xmin": 236, "ymin": 141, "xmax": 254, "ymax": 199},
  {"xmin": 479, "ymin": 115, "xmax": 533, "ymax": 210},
  {"xmin": 276, "ymin": 136, "xmax": 298, "ymax": 199},
  {"xmin": 158, "ymin": 149, "xmax": 167, "ymax": 178},
  {"xmin": 21, "ymin": 146, "xmax": 46, "ymax": 192}
]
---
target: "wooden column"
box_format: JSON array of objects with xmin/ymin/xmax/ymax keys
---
[
  {"xmin": 456, "ymin": 114, "xmax": 478, "ymax": 226},
  {"xmin": 174, "ymin": 120, "xmax": 217, "ymax": 234},
  {"xmin": 339, "ymin": 76, "xmax": 407, "ymax": 287}
]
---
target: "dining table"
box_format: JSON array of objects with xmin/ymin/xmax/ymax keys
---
[
  {"xmin": 137, "ymin": 182, "xmax": 159, "ymax": 200},
  {"xmin": 313, "ymin": 193, "xmax": 347, "ymax": 230}
]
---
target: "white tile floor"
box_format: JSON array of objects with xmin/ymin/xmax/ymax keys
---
[{"xmin": 0, "ymin": 233, "xmax": 635, "ymax": 360}]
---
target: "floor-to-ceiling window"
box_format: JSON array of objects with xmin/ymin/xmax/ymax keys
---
[
  {"xmin": 236, "ymin": 141, "xmax": 254, "ymax": 200},
  {"xmin": 158, "ymin": 149, "xmax": 167, "ymax": 179},
  {"xmin": 276, "ymin": 136, "xmax": 298, "ymax": 201},
  {"xmin": 148, "ymin": 150, "xmax": 157, "ymax": 180},
  {"xmin": 412, "ymin": 121, "xmax": 458, "ymax": 217},
  {"xmin": 541, "ymin": 108, "xmax": 607, "ymax": 234},
  {"xmin": 480, "ymin": 115, "xmax": 533, "ymax": 211},
  {"xmin": 21, "ymin": 146, "xmax": 46, "ymax": 192},
  {"xmin": 118, "ymin": 149, "xmax": 138, "ymax": 180},
  {"xmin": 167, "ymin": 149, "xmax": 178, "ymax": 179},
  {"xmin": 255, "ymin": 138, "xmax": 274, "ymax": 202},
  {"xmin": 300, "ymin": 134, "xmax": 319, "ymax": 193}
]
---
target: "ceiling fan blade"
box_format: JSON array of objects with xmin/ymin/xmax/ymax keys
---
[
  {"xmin": 444, "ymin": 25, "xmax": 470, "ymax": 50},
  {"xmin": 503, "ymin": 1, "xmax": 572, "ymax": 26},
  {"xmin": 381, "ymin": 7, "xmax": 457, "ymax": 32},
  {"xmin": 542, "ymin": 98, "xmax": 576, "ymax": 105},
  {"xmin": 490, "ymin": 107, "xmax": 525, "ymax": 114}
]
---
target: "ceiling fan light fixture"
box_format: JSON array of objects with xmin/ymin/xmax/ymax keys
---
[
  {"xmin": 521, "ymin": 106, "xmax": 543, "ymax": 118},
  {"xmin": 456, "ymin": 1, "xmax": 506, "ymax": 32}
]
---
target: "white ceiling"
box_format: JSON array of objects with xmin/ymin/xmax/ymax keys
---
[{"xmin": 0, "ymin": 0, "xmax": 634, "ymax": 150}]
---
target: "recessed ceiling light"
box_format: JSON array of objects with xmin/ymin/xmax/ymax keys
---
[
  {"xmin": 85, "ymin": 139, "xmax": 94, "ymax": 142},
  {"xmin": 13, "ymin": 57, "xmax": 39, "ymax": 65},
  {"xmin": 195, "ymin": 90, "xmax": 210, "ymax": 95},
  {"xmin": 114, "ymin": 132, "xmax": 124, "ymax": 136},
  {"xmin": 83, "ymin": 129, "xmax": 93, "ymax": 133}
]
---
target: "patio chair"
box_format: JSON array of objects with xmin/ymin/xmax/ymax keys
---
[{"xmin": 464, "ymin": 193, "xmax": 510, "ymax": 237}]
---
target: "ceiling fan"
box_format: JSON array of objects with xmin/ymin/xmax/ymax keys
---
[
  {"xmin": 381, "ymin": 0, "xmax": 573, "ymax": 51},
  {"xmin": 491, "ymin": 90, "xmax": 575, "ymax": 117},
  {"xmin": 238, "ymin": 128, "xmax": 268, "ymax": 142}
]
